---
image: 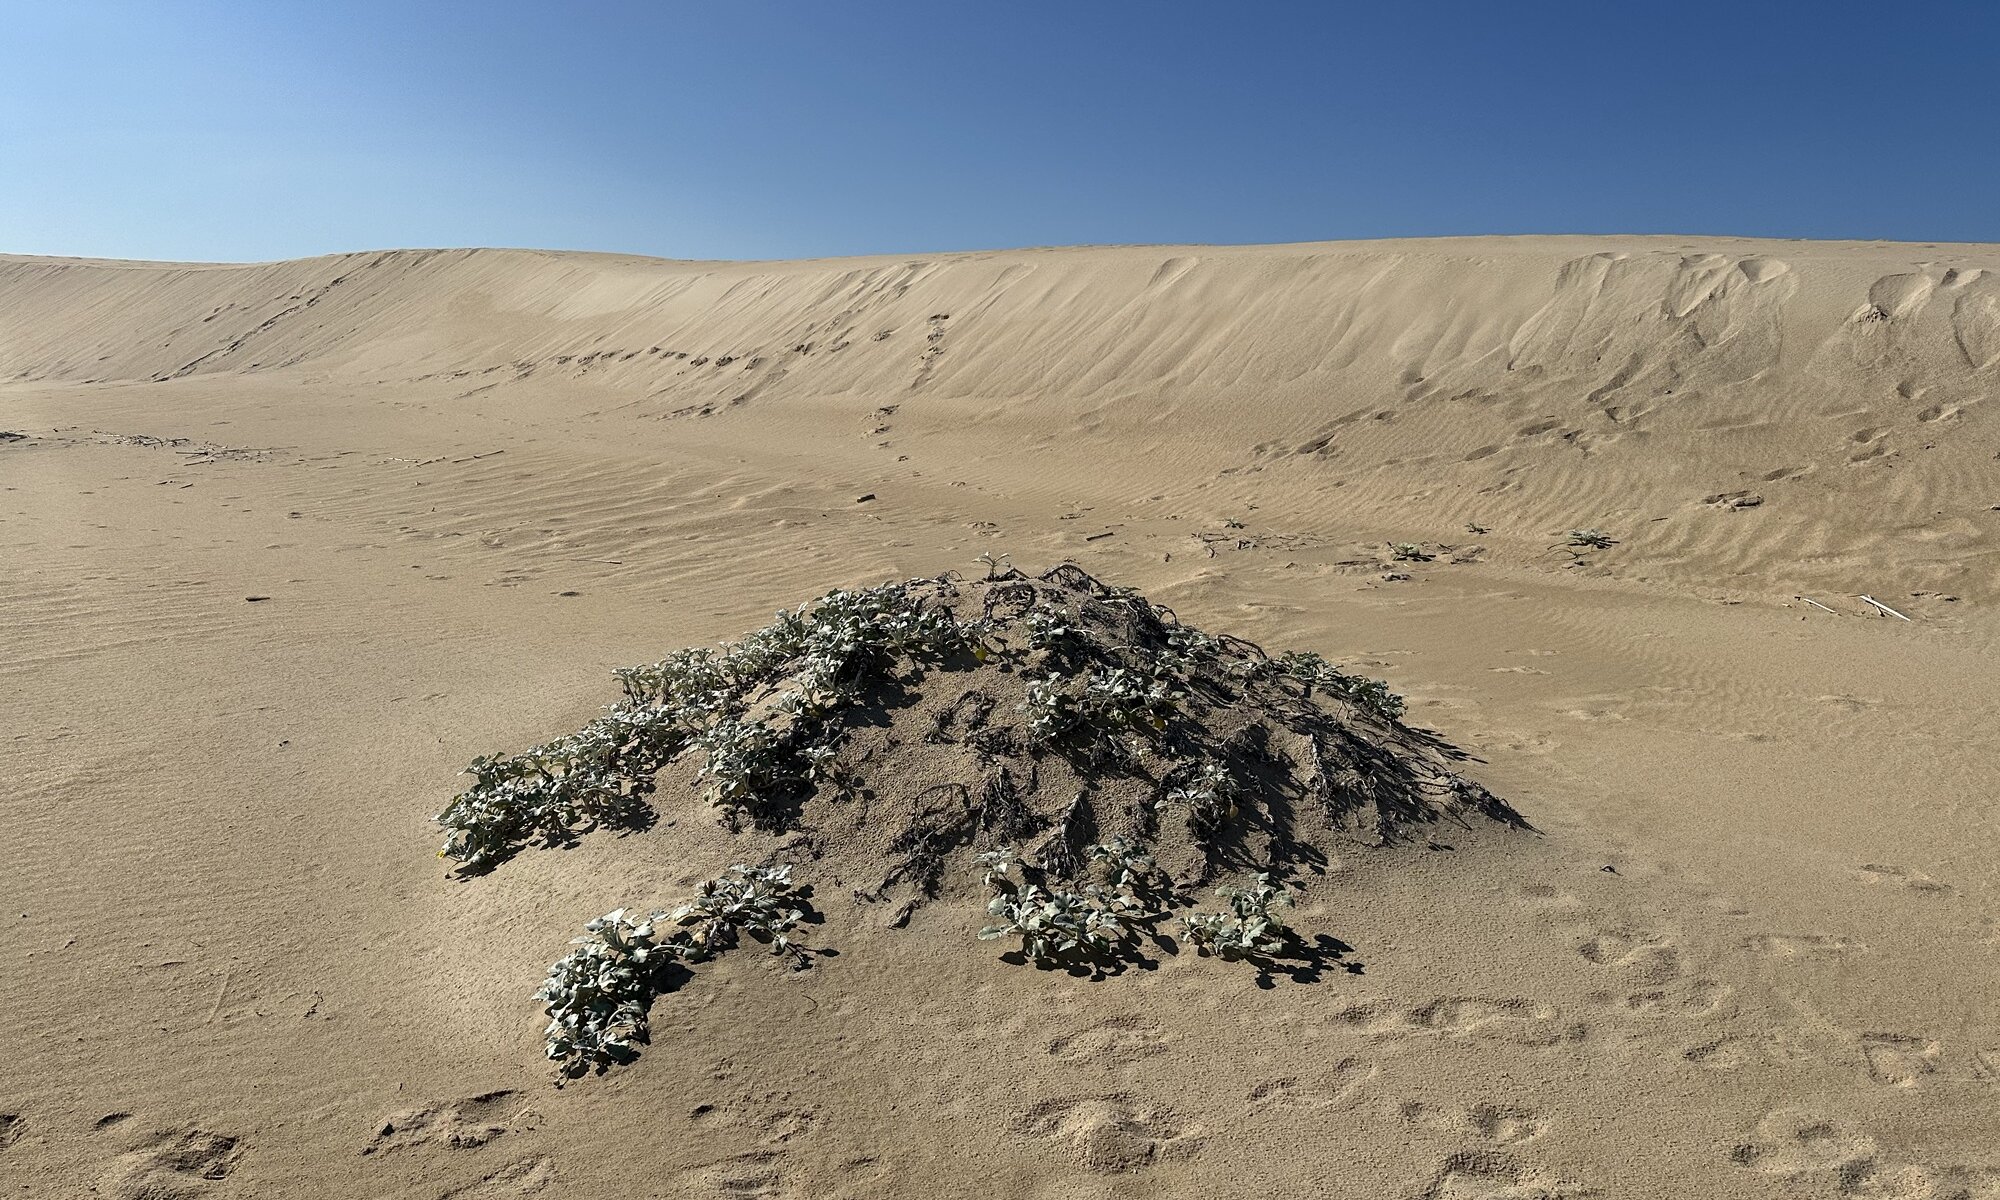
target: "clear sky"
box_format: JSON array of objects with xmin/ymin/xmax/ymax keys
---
[{"xmin": 4, "ymin": 1, "xmax": 1996, "ymax": 262}]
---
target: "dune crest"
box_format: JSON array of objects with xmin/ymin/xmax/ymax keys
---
[{"xmin": 4, "ymin": 236, "xmax": 1994, "ymax": 600}]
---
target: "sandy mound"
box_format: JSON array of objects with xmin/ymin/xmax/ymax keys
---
[{"xmin": 439, "ymin": 561, "xmax": 1520, "ymax": 1073}]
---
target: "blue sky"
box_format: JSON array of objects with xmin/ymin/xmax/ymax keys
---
[{"xmin": 3, "ymin": 1, "xmax": 1996, "ymax": 262}]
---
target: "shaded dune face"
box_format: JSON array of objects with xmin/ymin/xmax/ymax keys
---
[{"xmin": 3, "ymin": 236, "xmax": 1994, "ymax": 600}]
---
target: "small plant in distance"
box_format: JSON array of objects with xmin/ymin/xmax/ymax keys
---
[
  {"xmin": 1182, "ymin": 873, "xmax": 1296, "ymax": 961},
  {"xmin": 980, "ymin": 885, "xmax": 1137, "ymax": 962},
  {"xmin": 976, "ymin": 845, "xmax": 1024, "ymax": 892},
  {"xmin": 1566, "ymin": 528, "xmax": 1617, "ymax": 549},
  {"xmin": 536, "ymin": 865, "xmax": 810, "ymax": 1077},
  {"xmin": 976, "ymin": 840, "xmax": 1153, "ymax": 964},
  {"xmin": 1276, "ymin": 650, "xmax": 1406, "ymax": 721},
  {"xmin": 1085, "ymin": 835, "xmax": 1163, "ymax": 901},
  {"xmin": 668, "ymin": 864, "xmax": 809, "ymax": 964},
  {"xmin": 1021, "ymin": 606, "xmax": 1086, "ymax": 657},
  {"xmin": 1018, "ymin": 677, "xmax": 1087, "ymax": 747},
  {"xmin": 1157, "ymin": 758, "xmax": 1238, "ymax": 833},
  {"xmin": 536, "ymin": 908, "xmax": 680, "ymax": 1075},
  {"xmin": 1390, "ymin": 542, "xmax": 1434, "ymax": 562},
  {"xmin": 1085, "ymin": 667, "xmax": 1180, "ymax": 734},
  {"xmin": 1019, "ymin": 667, "xmax": 1181, "ymax": 757}
]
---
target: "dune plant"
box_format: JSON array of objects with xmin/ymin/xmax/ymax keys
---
[
  {"xmin": 1157, "ymin": 758, "xmax": 1238, "ymax": 833},
  {"xmin": 438, "ymin": 708, "xmax": 689, "ymax": 872},
  {"xmin": 668, "ymin": 863, "xmax": 809, "ymax": 964},
  {"xmin": 1085, "ymin": 835, "xmax": 1166, "ymax": 905},
  {"xmin": 537, "ymin": 907, "xmax": 677, "ymax": 1074},
  {"xmin": 694, "ymin": 718, "xmax": 811, "ymax": 829},
  {"xmin": 975, "ymin": 839, "xmax": 1158, "ymax": 963},
  {"xmin": 1566, "ymin": 528, "xmax": 1617, "ymax": 549},
  {"xmin": 1275, "ymin": 650, "xmax": 1405, "ymax": 721},
  {"xmin": 536, "ymin": 865, "xmax": 808, "ymax": 1076},
  {"xmin": 1390, "ymin": 542, "xmax": 1433, "ymax": 562},
  {"xmin": 1021, "ymin": 606, "xmax": 1086, "ymax": 657},
  {"xmin": 979, "ymin": 884, "xmax": 1139, "ymax": 962},
  {"xmin": 440, "ymin": 580, "xmax": 974, "ymax": 870},
  {"xmin": 1182, "ymin": 873, "xmax": 1295, "ymax": 960}
]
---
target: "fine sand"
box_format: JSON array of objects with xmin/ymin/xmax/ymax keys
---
[{"xmin": 2, "ymin": 236, "xmax": 1997, "ymax": 1198}]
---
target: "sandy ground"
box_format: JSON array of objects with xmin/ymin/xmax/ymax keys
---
[{"xmin": 2, "ymin": 237, "xmax": 1997, "ymax": 1198}]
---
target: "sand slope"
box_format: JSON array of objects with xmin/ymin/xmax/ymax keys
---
[
  {"xmin": 1, "ymin": 237, "xmax": 1997, "ymax": 1198},
  {"xmin": 4, "ymin": 237, "xmax": 1998, "ymax": 603}
]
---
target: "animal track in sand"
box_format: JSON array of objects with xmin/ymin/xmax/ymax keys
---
[
  {"xmin": 1739, "ymin": 932, "xmax": 1866, "ymax": 960},
  {"xmin": 1859, "ymin": 1033, "xmax": 1942, "ymax": 1089},
  {"xmin": 1012, "ymin": 1095, "xmax": 1204, "ymax": 1174},
  {"xmin": 687, "ymin": 1091, "xmax": 821, "ymax": 1147},
  {"xmin": 439, "ymin": 1155, "xmax": 557, "ymax": 1198},
  {"xmin": 364, "ymin": 1089, "xmax": 532, "ymax": 1155},
  {"xmin": 1620, "ymin": 977, "xmax": 1731, "ymax": 1020},
  {"xmin": 1976, "ymin": 1049, "xmax": 2000, "ymax": 1083},
  {"xmin": 100, "ymin": 1128, "xmax": 243, "ymax": 1200},
  {"xmin": 1512, "ymin": 884, "xmax": 1588, "ymax": 926},
  {"xmin": 1409, "ymin": 1149, "xmax": 1584, "ymax": 1199},
  {"xmin": 1047, "ymin": 1015, "xmax": 1174, "ymax": 1064},
  {"xmin": 1246, "ymin": 1057, "xmax": 1377, "ymax": 1112},
  {"xmin": 1395, "ymin": 1101, "xmax": 1548, "ymax": 1146},
  {"xmin": 1336, "ymin": 996, "xmax": 1581, "ymax": 1047},
  {"xmin": 0, "ymin": 1113, "xmax": 22, "ymax": 1150},
  {"xmin": 676, "ymin": 1150, "xmax": 792, "ymax": 1198},
  {"xmin": 1729, "ymin": 1109, "xmax": 1994, "ymax": 1197},
  {"xmin": 1857, "ymin": 863, "xmax": 1955, "ymax": 895},
  {"xmin": 1684, "ymin": 1032, "xmax": 1809, "ymax": 1071},
  {"xmin": 1573, "ymin": 928, "xmax": 1681, "ymax": 983}
]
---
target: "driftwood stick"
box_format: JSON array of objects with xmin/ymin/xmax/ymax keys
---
[
  {"xmin": 1858, "ymin": 595, "xmax": 1912, "ymax": 622},
  {"xmin": 1795, "ymin": 596, "xmax": 1839, "ymax": 615}
]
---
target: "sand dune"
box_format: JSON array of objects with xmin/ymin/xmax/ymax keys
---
[
  {"xmin": 2, "ymin": 237, "xmax": 1997, "ymax": 1198},
  {"xmin": 5, "ymin": 237, "xmax": 1995, "ymax": 605}
]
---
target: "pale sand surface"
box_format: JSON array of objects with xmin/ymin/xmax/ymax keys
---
[{"xmin": 1, "ymin": 237, "xmax": 1997, "ymax": 1197}]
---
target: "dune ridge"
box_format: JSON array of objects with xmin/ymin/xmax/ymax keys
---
[{"xmin": 5, "ymin": 237, "xmax": 1996, "ymax": 603}]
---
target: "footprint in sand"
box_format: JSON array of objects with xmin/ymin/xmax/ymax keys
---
[
  {"xmin": 1246, "ymin": 1057, "xmax": 1377, "ymax": 1112},
  {"xmin": 1409, "ymin": 1149, "xmax": 1584, "ymax": 1199},
  {"xmin": 1012, "ymin": 1095, "xmax": 1204, "ymax": 1174},
  {"xmin": 100, "ymin": 1128, "xmax": 243, "ymax": 1200},
  {"xmin": 1739, "ymin": 932, "xmax": 1866, "ymax": 960},
  {"xmin": 1574, "ymin": 927, "xmax": 1681, "ymax": 983},
  {"xmin": 1047, "ymin": 1015, "xmax": 1174, "ymax": 1065},
  {"xmin": 687, "ymin": 1090, "xmax": 820, "ymax": 1148},
  {"xmin": 1394, "ymin": 1101, "xmax": 1548, "ymax": 1147},
  {"xmin": 1621, "ymin": 977, "xmax": 1731, "ymax": 1020},
  {"xmin": 0, "ymin": 1113, "xmax": 23, "ymax": 1150},
  {"xmin": 440, "ymin": 1155, "xmax": 557, "ymax": 1198},
  {"xmin": 1859, "ymin": 1033, "xmax": 1942, "ymax": 1089},
  {"xmin": 1339, "ymin": 995, "xmax": 1583, "ymax": 1048},
  {"xmin": 1683, "ymin": 1032, "xmax": 1807, "ymax": 1072},
  {"xmin": 675, "ymin": 1151, "xmax": 793, "ymax": 1198},
  {"xmin": 1729, "ymin": 1110, "xmax": 1879, "ymax": 1181},
  {"xmin": 1857, "ymin": 863, "xmax": 1955, "ymax": 896},
  {"xmin": 363, "ymin": 1089, "xmax": 533, "ymax": 1155},
  {"xmin": 1728, "ymin": 1109, "xmax": 1993, "ymax": 1196},
  {"xmin": 1512, "ymin": 884, "xmax": 1589, "ymax": 927}
]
